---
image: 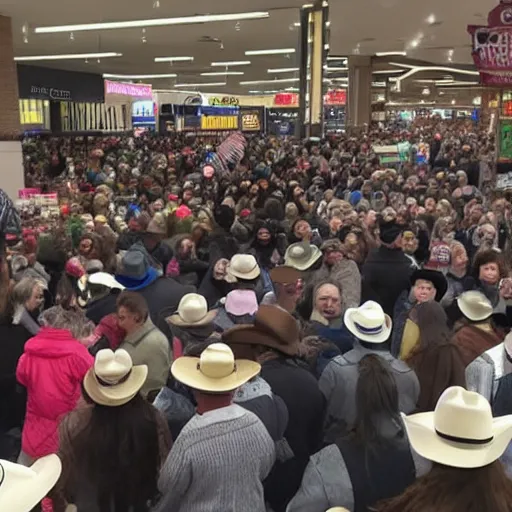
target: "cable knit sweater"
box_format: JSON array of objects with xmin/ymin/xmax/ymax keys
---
[{"xmin": 155, "ymin": 404, "xmax": 275, "ymax": 512}]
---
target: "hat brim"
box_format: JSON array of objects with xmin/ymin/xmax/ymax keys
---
[
  {"xmin": 344, "ymin": 308, "xmax": 392, "ymax": 343},
  {"xmin": 0, "ymin": 454, "xmax": 62, "ymax": 512},
  {"xmin": 284, "ymin": 247, "xmax": 322, "ymax": 271},
  {"xmin": 88, "ymin": 272, "xmax": 125, "ymax": 290},
  {"xmin": 229, "ymin": 268, "xmax": 261, "ymax": 280},
  {"xmin": 171, "ymin": 356, "xmax": 260, "ymax": 393},
  {"xmin": 115, "ymin": 267, "xmax": 159, "ymax": 291},
  {"xmin": 83, "ymin": 365, "xmax": 148, "ymax": 406},
  {"xmin": 411, "ymin": 269, "xmax": 448, "ymax": 302},
  {"xmin": 457, "ymin": 297, "xmax": 493, "ymax": 322},
  {"xmin": 222, "ymin": 324, "xmax": 299, "ymax": 356},
  {"xmin": 402, "ymin": 412, "xmax": 512, "ymax": 469},
  {"xmin": 168, "ymin": 309, "xmax": 218, "ymax": 327}
]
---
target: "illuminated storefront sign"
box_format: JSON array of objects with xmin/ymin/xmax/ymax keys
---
[
  {"xmin": 208, "ymin": 96, "xmax": 240, "ymax": 106},
  {"xmin": 324, "ymin": 89, "xmax": 347, "ymax": 106},
  {"xmin": 241, "ymin": 111, "xmax": 261, "ymax": 131},
  {"xmin": 200, "ymin": 115, "xmax": 239, "ymax": 130},
  {"xmin": 104, "ymin": 80, "xmax": 153, "ymax": 98},
  {"xmin": 274, "ymin": 93, "xmax": 299, "ymax": 107}
]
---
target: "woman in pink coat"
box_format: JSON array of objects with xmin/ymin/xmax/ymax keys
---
[{"xmin": 16, "ymin": 306, "xmax": 94, "ymax": 464}]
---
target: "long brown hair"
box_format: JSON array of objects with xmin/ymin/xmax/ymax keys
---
[{"xmin": 378, "ymin": 461, "xmax": 512, "ymax": 512}]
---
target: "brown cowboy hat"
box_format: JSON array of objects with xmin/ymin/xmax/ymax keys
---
[{"xmin": 222, "ymin": 305, "xmax": 300, "ymax": 356}]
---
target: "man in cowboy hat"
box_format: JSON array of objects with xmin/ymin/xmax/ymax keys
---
[
  {"xmin": 319, "ymin": 301, "xmax": 419, "ymax": 442},
  {"xmin": 156, "ymin": 343, "xmax": 275, "ymax": 512},
  {"xmin": 223, "ymin": 305, "xmax": 325, "ymax": 511}
]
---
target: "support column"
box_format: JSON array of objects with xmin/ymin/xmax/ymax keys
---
[
  {"xmin": 298, "ymin": 1, "xmax": 327, "ymax": 138},
  {"xmin": 347, "ymin": 56, "xmax": 372, "ymax": 129},
  {"xmin": 0, "ymin": 16, "xmax": 24, "ymax": 200}
]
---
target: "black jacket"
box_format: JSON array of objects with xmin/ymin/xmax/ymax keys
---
[{"xmin": 362, "ymin": 246, "xmax": 414, "ymax": 318}]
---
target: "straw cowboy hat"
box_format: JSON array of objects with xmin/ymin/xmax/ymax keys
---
[
  {"xmin": 457, "ymin": 290, "xmax": 493, "ymax": 322},
  {"xmin": 284, "ymin": 242, "xmax": 322, "ymax": 271},
  {"xmin": 226, "ymin": 254, "xmax": 261, "ymax": 281},
  {"xmin": 88, "ymin": 272, "xmax": 125, "ymax": 290},
  {"xmin": 0, "ymin": 454, "xmax": 62, "ymax": 512},
  {"xmin": 403, "ymin": 386, "xmax": 512, "ymax": 469},
  {"xmin": 84, "ymin": 349, "xmax": 148, "ymax": 407},
  {"xmin": 168, "ymin": 293, "xmax": 217, "ymax": 327},
  {"xmin": 344, "ymin": 301, "xmax": 392, "ymax": 343},
  {"xmin": 326, "ymin": 508, "xmax": 349, "ymax": 512},
  {"xmin": 222, "ymin": 304, "xmax": 300, "ymax": 356},
  {"xmin": 171, "ymin": 343, "xmax": 261, "ymax": 393}
]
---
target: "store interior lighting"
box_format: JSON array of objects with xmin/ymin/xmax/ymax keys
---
[
  {"xmin": 15, "ymin": 52, "xmax": 122, "ymax": 61},
  {"xmin": 174, "ymin": 82, "xmax": 227, "ymax": 87},
  {"xmin": 267, "ymin": 68, "xmax": 300, "ymax": 73},
  {"xmin": 240, "ymin": 77, "xmax": 300, "ymax": 85},
  {"xmin": 154, "ymin": 56, "xmax": 194, "ymax": 62},
  {"xmin": 211, "ymin": 61, "xmax": 251, "ymax": 66},
  {"xmin": 200, "ymin": 71, "xmax": 244, "ymax": 76},
  {"xmin": 245, "ymin": 48, "xmax": 296, "ymax": 55},
  {"xmin": 103, "ymin": 73, "xmax": 176, "ymax": 79}
]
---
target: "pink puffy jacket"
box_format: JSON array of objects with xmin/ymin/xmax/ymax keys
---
[{"xmin": 16, "ymin": 327, "xmax": 94, "ymax": 458}]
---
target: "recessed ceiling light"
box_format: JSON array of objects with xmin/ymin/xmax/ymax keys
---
[
  {"xmin": 267, "ymin": 67, "xmax": 299, "ymax": 73},
  {"xmin": 293, "ymin": 22, "xmax": 301, "ymax": 27},
  {"xmin": 200, "ymin": 71, "xmax": 244, "ymax": 76},
  {"xmin": 154, "ymin": 56, "xmax": 194, "ymax": 62},
  {"xmin": 375, "ymin": 51, "xmax": 407, "ymax": 57},
  {"xmin": 245, "ymin": 48, "xmax": 295, "ymax": 55},
  {"xmin": 35, "ymin": 11, "xmax": 269, "ymax": 33},
  {"xmin": 426, "ymin": 14, "xmax": 436, "ymax": 25},
  {"xmin": 240, "ymin": 77, "xmax": 300, "ymax": 85},
  {"xmin": 103, "ymin": 73, "xmax": 176, "ymax": 79},
  {"xmin": 451, "ymin": 99, "xmax": 456, "ymax": 105},
  {"xmin": 15, "ymin": 52, "xmax": 122, "ymax": 61},
  {"xmin": 174, "ymin": 82, "xmax": 226, "ymax": 87},
  {"xmin": 211, "ymin": 60, "xmax": 251, "ymax": 67}
]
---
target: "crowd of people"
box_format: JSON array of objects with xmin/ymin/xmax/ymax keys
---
[{"xmin": 2, "ymin": 116, "xmax": 512, "ymax": 512}]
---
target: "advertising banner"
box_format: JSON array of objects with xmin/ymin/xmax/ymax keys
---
[
  {"xmin": 105, "ymin": 80, "xmax": 153, "ymax": 99},
  {"xmin": 324, "ymin": 89, "xmax": 347, "ymax": 106},
  {"xmin": 200, "ymin": 115, "xmax": 239, "ymax": 130},
  {"xmin": 274, "ymin": 93, "xmax": 299, "ymax": 107},
  {"xmin": 240, "ymin": 110, "xmax": 262, "ymax": 131}
]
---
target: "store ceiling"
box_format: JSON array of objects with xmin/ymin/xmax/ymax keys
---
[{"xmin": 1, "ymin": 0, "xmax": 493, "ymax": 97}]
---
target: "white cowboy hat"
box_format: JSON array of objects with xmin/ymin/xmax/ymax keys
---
[
  {"xmin": 344, "ymin": 301, "xmax": 392, "ymax": 343},
  {"xmin": 0, "ymin": 454, "xmax": 62, "ymax": 512},
  {"xmin": 88, "ymin": 272, "xmax": 125, "ymax": 290},
  {"xmin": 457, "ymin": 290, "xmax": 493, "ymax": 322},
  {"xmin": 168, "ymin": 293, "xmax": 217, "ymax": 327},
  {"xmin": 83, "ymin": 349, "xmax": 148, "ymax": 407},
  {"xmin": 403, "ymin": 386, "xmax": 512, "ymax": 469},
  {"xmin": 171, "ymin": 342, "xmax": 261, "ymax": 393},
  {"xmin": 226, "ymin": 254, "xmax": 261, "ymax": 281},
  {"xmin": 284, "ymin": 242, "xmax": 322, "ymax": 271}
]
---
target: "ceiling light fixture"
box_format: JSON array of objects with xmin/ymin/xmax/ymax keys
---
[
  {"xmin": 240, "ymin": 77, "xmax": 300, "ymax": 85},
  {"xmin": 426, "ymin": 14, "xmax": 436, "ymax": 24},
  {"xmin": 35, "ymin": 11, "xmax": 269, "ymax": 33},
  {"xmin": 375, "ymin": 51, "xmax": 407, "ymax": 57},
  {"xmin": 174, "ymin": 82, "xmax": 227, "ymax": 87},
  {"xmin": 267, "ymin": 67, "xmax": 299, "ymax": 73},
  {"xmin": 211, "ymin": 60, "xmax": 251, "ymax": 66},
  {"xmin": 245, "ymin": 48, "xmax": 296, "ymax": 55},
  {"xmin": 200, "ymin": 71, "xmax": 244, "ymax": 76},
  {"xmin": 154, "ymin": 56, "xmax": 194, "ymax": 62},
  {"xmin": 372, "ymin": 81, "xmax": 387, "ymax": 87},
  {"xmin": 103, "ymin": 73, "xmax": 176, "ymax": 79},
  {"xmin": 373, "ymin": 69, "xmax": 404, "ymax": 74},
  {"xmin": 15, "ymin": 52, "xmax": 122, "ymax": 61},
  {"xmin": 324, "ymin": 66, "xmax": 348, "ymax": 71}
]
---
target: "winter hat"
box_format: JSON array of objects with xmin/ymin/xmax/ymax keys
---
[
  {"xmin": 379, "ymin": 220, "xmax": 403, "ymax": 245},
  {"xmin": 215, "ymin": 205, "xmax": 235, "ymax": 231}
]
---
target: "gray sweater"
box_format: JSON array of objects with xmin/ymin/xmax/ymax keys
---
[
  {"xmin": 286, "ymin": 442, "xmax": 431, "ymax": 512},
  {"xmin": 154, "ymin": 404, "xmax": 275, "ymax": 512}
]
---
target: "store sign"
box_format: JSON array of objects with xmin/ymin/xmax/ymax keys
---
[
  {"xmin": 29, "ymin": 86, "xmax": 72, "ymax": 100},
  {"xmin": 105, "ymin": 80, "xmax": 153, "ymax": 98},
  {"xmin": 468, "ymin": 0, "xmax": 512, "ymax": 84},
  {"xmin": 274, "ymin": 93, "xmax": 299, "ymax": 107},
  {"xmin": 200, "ymin": 115, "xmax": 238, "ymax": 130},
  {"xmin": 505, "ymin": 100, "xmax": 512, "ymax": 116},
  {"xmin": 324, "ymin": 89, "xmax": 346, "ymax": 106},
  {"xmin": 208, "ymin": 96, "xmax": 240, "ymax": 107},
  {"xmin": 499, "ymin": 119, "xmax": 512, "ymax": 161},
  {"xmin": 240, "ymin": 111, "xmax": 261, "ymax": 131}
]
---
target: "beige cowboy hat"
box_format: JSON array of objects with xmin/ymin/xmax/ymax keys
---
[
  {"xmin": 84, "ymin": 349, "xmax": 148, "ymax": 407},
  {"xmin": 457, "ymin": 290, "xmax": 493, "ymax": 322},
  {"xmin": 284, "ymin": 242, "xmax": 322, "ymax": 271},
  {"xmin": 226, "ymin": 254, "xmax": 261, "ymax": 282},
  {"xmin": 88, "ymin": 272, "xmax": 125, "ymax": 290},
  {"xmin": 168, "ymin": 293, "xmax": 217, "ymax": 327},
  {"xmin": 344, "ymin": 301, "xmax": 392, "ymax": 344},
  {"xmin": 403, "ymin": 386, "xmax": 512, "ymax": 469},
  {"xmin": 171, "ymin": 342, "xmax": 261, "ymax": 393},
  {"xmin": 0, "ymin": 454, "xmax": 62, "ymax": 512}
]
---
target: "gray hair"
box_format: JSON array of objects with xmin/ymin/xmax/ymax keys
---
[
  {"xmin": 39, "ymin": 306, "xmax": 95, "ymax": 340},
  {"xmin": 11, "ymin": 277, "xmax": 46, "ymax": 307}
]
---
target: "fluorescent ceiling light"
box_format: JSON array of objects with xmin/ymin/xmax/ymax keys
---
[
  {"xmin": 293, "ymin": 22, "xmax": 301, "ymax": 27},
  {"xmin": 35, "ymin": 11, "xmax": 269, "ymax": 33},
  {"xmin": 15, "ymin": 52, "xmax": 122, "ymax": 61},
  {"xmin": 245, "ymin": 48, "xmax": 295, "ymax": 55},
  {"xmin": 285, "ymin": 87, "xmax": 300, "ymax": 91},
  {"xmin": 375, "ymin": 51, "xmax": 407, "ymax": 57},
  {"xmin": 240, "ymin": 77, "xmax": 299, "ymax": 85},
  {"xmin": 103, "ymin": 73, "xmax": 176, "ymax": 79},
  {"xmin": 154, "ymin": 56, "xmax": 194, "ymax": 62},
  {"xmin": 324, "ymin": 66, "xmax": 348, "ymax": 71},
  {"xmin": 372, "ymin": 81, "xmax": 387, "ymax": 87},
  {"xmin": 426, "ymin": 14, "xmax": 436, "ymax": 25},
  {"xmin": 437, "ymin": 81, "xmax": 480, "ymax": 87},
  {"xmin": 327, "ymin": 56, "xmax": 347, "ymax": 62},
  {"xmin": 175, "ymin": 82, "xmax": 226, "ymax": 87},
  {"xmin": 211, "ymin": 60, "xmax": 251, "ymax": 66},
  {"xmin": 267, "ymin": 67, "xmax": 299, "ymax": 73},
  {"xmin": 373, "ymin": 69, "xmax": 403, "ymax": 74},
  {"xmin": 331, "ymin": 77, "xmax": 348, "ymax": 81},
  {"xmin": 200, "ymin": 71, "xmax": 244, "ymax": 76}
]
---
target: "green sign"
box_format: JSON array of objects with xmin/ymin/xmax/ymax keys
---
[{"xmin": 499, "ymin": 119, "xmax": 512, "ymax": 162}]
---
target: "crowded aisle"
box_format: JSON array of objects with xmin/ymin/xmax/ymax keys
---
[{"xmin": 2, "ymin": 114, "xmax": 512, "ymax": 512}]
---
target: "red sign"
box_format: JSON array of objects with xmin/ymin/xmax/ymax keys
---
[
  {"xmin": 324, "ymin": 89, "xmax": 347, "ymax": 106},
  {"xmin": 274, "ymin": 93, "xmax": 299, "ymax": 106},
  {"xmin": 468, "ymin": 1, "xmax": 512, "ymax": 84}
]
